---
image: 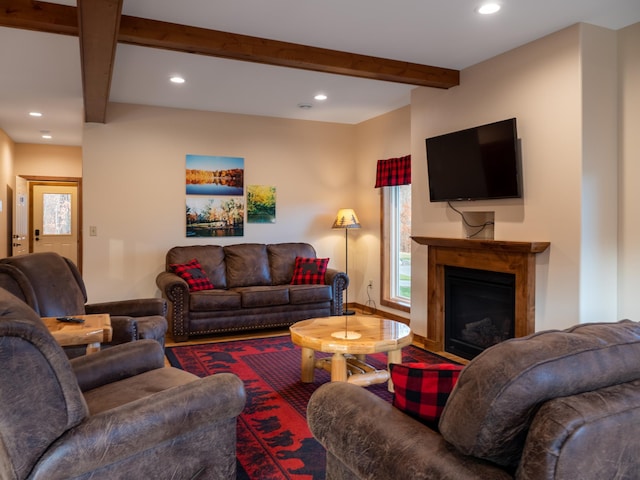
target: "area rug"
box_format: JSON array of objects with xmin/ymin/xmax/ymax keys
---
[{"xmin": 166, "ymin": 334, "xmax": 458, "ymax": 480}]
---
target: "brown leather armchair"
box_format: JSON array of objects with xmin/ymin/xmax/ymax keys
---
[
  {"xmin": 308, "ymin": 320, "xmax": 640, "ymax": 479},
  {"xmin": 0, "ymin": 252, "xmax": 168, "ymax": 357},
  {"xmin": 0, "ymin": 287, "xmax": 246, "ymax": 479}
]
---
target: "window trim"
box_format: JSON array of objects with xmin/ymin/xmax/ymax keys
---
[{"xmin": 380, "ymin": 189, "xmax": 411, "ymax": 313}]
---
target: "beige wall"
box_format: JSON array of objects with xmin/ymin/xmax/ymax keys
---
[
  {"xmin": 353, "ymin": 106, "xmax": 411, "ymax": 315},
  {"xmin": 410, "ymin": 23, "xmax": 623, "ymax": 335},
  {"xmin": 0, "ymin": 129, "xmax": 15, "ymax": 257},
  {"xmin": 14, "ymin": 143, "xmax": 82, "ymax": 178},
  {"xmin": 82, "ymin": 103, "xmax": 358, "ymax": 302},
  {"xmin": 618, "ymin": 22, "xmax": 640, "ymax": 319}
]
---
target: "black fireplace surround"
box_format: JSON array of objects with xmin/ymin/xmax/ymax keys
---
[{"xmin": 444, "ymin": 266, "xmax": 516, "ymax": 360}]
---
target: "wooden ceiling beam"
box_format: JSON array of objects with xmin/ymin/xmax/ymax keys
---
[
  {"xmin": 117, "ymin": 16, "xmax": 459, "ymax": 89},
  {"xmin": 77, "ymin": 0, "xmax": 122, "ymax": 123},
  {"xmin": 0, "ymin": 1, "xmax": 460, "ymax": 124}
]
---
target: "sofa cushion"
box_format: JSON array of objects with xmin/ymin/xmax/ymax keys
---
[
  {"xmin": 170, "ymin": 259, "xmax": 214, "ymax": 292},
  {"xmin": 167, "ymin": 245, "xmax": 227, "ymax": 289},
  {"xmin": 237, "ymin": 286, "xmax": 289, "ymax": 308},
  {"xmin": 224, "ymin": 244, "xmax": 272, "ymax": 288},
  {"xmin": 291, "ymin": 257, "xmax": 329, "ymax": 285},
  {"xmin": 189, "ymin": 290, "xmax": 241, "ymax": 312},
  {"xmin": 268, "ymin": 243, "xmax": 317, "ymax": 285},
  {"xmin": 390, "ymin": 363, "xmax": 463, "ymax": 430},
  {"xmin": 289, "ymin": 284, "xmax": 333, "ymax": 305},
  {"xmin": 438, "ymin": 320, "xmax": 640, "ymax": 468}
]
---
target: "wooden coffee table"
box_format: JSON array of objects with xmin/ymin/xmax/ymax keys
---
[
  {"xmin": 290, "ymin": 315, "xmax": 412, "ymax": 391},
  {"xmin": 42, "ymin": 314, "xmax": 112, "ymax": 354}
]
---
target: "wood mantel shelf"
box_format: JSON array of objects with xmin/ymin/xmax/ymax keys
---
[
  {"xmin": 412, "ymin": 236, "xmax": 550, "ymax": 356},
  {"xmin": 412, "ymin": 236, "xmax": 550, "ymax": 254}
]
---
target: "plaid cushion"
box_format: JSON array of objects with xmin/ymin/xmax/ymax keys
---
[
  {"xmin": 170, "ymin": 258, "xmax": 214, "ymax": 292},
  {"xmin": 390, "ymin": 362, "xmax": 464, "ymax": 429},
  {"xmin": 290, "ymin": 257, "xmax": 329, "ymax": 285}
]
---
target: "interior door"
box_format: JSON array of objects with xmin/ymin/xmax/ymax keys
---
[
  {"xmin": 12, "ymin": 176, "xmax": 29, "ymax": 256},
  {"xmin": 32, "ymin": 184, "xmax": 78, "ymax": 264}
]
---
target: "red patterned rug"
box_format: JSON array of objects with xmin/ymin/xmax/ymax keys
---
[{"xmin": 165, "ymin": 334, "xmax": 457, "ymax": 480}]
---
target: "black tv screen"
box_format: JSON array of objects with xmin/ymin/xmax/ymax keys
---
[{"xmin": 425, "ymin": 118, "xmax": 521, "ymax": 202}]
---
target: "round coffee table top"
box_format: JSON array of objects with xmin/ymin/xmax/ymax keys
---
[{"xmin": 290, "ymin": 315, "xmax": 412, "ymax": 355}]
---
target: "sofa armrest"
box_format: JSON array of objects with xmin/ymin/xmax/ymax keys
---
[
  {"xmin": 325, "ymin": 268, "xmax": 349, "ymax": 315},
  {"xmin": 85, "ymin": 297, "xmax": 167, "ymax": 317},
  {"xmin": 307, "ymin": 382, "xmax": 512, "ymax": 480},
  {"xmin": 156, "ymin": 271, "xmax": 191, "ymax": 340},
  {"xmin": 31, "ymin": 373, "xmax": 246, "ymax": 479},
  {"xmin": 70, "ymin": 339, "xmax": 165, "ymax": 391}
]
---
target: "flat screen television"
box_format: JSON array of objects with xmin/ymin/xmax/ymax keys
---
[{"xmin": 425, "ymin": 118, "xmax": 521, "ymax": 202}]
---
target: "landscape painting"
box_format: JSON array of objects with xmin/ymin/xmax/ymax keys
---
[
  {"xmin": 186, "ymin": 155, "xmax": 244, "ymax": 196},
  {"xmin": 247, "ymin": 185, "xmax": 276, "ymax": 223},
  {"xmin": 186, "ymin": 196, "xmax": 244, "ymax": 237}
]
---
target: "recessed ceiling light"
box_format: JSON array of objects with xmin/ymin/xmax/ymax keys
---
[
  {"xmin": 29, "ymin": 111, "xmax": 43, "ymax": 117},
  {"xmin": 314, "ymin": 93, "xmax": 328, "ymax": 101},
  {"xmin": 41, "ymin": 134, "xmax": 52, "ymax": 139},
  {"xmin": 170, "ymin": 76, "xmax": 185, "ymax": 84},
  {"xmin": 477, "ymin": 3, "xmax": 501, "ymax": 14}
]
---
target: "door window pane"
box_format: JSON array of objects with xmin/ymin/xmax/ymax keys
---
[{"xmin": 42, "ymin": 193, "xmax": 71, "ymax": 235}]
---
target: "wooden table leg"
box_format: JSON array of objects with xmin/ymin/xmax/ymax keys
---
[
  {"xmin": 387, "ymin": 348, "xmax": 403, "ymax": 392},
  {"xmin": 301, "ymin": 347, "xmax": 316, "ymax": 382},
  {"xmin": 85, "ymin": 342, "xmax": 101, "ymax": 355},
  {"xmin": 331, "ymin": 352, "xmax": 348, "ymax": 382}
]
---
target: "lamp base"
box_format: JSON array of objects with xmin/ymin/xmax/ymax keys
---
[
  {"xmin": 343, "ymin": 309, "xmax": 356, "ymax": 316},
  {"xmin": 331, "ymin": 330, "xmax": 362, "ymax": 340}
]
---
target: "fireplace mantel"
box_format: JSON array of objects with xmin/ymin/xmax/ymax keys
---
[{"xmin": 412, "ymin": 236, "xmax": 550, "ymax": 355}]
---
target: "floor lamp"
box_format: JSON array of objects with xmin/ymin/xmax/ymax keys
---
[{"xmin": 332, "ymin": 208, "xmax": 361, "ymax": 316}]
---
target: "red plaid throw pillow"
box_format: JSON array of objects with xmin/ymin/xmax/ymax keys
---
[
  {"xmin": 291, "ymin": 257, "xmax": 329, "ymax": 285},
  {"xmin": 390, "ymin": 363, "xmax": 464, "ymax": 429},
  {"xmin": 170, "ymin": 258, "xmax": 214, "ymax": 292}
]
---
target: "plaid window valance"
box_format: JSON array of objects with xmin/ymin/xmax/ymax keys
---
[{"xmin": 374, "ymin": 155, "xmax": 411, "ymax": 188}]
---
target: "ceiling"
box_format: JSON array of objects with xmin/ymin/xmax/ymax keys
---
[{"xmin": 1, "ymin": 0, "xmax": 639, "ymax": 146}]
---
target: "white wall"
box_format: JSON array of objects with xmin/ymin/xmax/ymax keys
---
[
  {"xmin": 82, "ymin": 103, "xmax": 357, "ymax": 302},
  {"xmin": 410, "ymin": 23, "xmax": 622, "ymax": 336},
  {"xmin": 618, "ymin": 22, "xmax": 640, "ymax": 320}
]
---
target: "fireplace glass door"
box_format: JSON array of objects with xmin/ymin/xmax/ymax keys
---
[{"xmin": 444, "ymin": 266, "xmax": 515, "ymax": 360}]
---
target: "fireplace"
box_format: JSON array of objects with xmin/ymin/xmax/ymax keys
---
[
  {"xmin": 412, "ymin": 237, "xmax": 550, "ymax": 358},
  {"xmin": 444, "ymin": 266, "xmax": 516, "ymax": 360}
]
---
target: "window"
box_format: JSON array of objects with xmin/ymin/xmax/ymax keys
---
[
  {"xmin": 42, "ymin": 193, "xmax": 72, "ymax": 235},
  {"xmin": 375, "ymin": 154, "xmax": 411, "ymax": 312},
  {"xmin": 382, "ymin": 184, "xmax": 411, "ymax": 311}
]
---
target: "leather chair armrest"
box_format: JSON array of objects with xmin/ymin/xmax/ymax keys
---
[
  {"xmin": 156, "ymin": 271, "xmax": 189, "ymax": 303},
  {"xmin": 85, "ymin": 297, "xmax": 167, "ymax": 317},
  {"xmin": 324, "ymin": 268, "xmax": 349, "ymax": 315},
  {"xmin": 31, "ymin": 373, "xmax": 246, "ymax": 478},
  {"xmin": 307, "ymin": 382, "xmax": 511, "ymax": 480},
  {"xmin": 107, "ymin": 316, "xmax": 138, "ymax": 344},
  {"xmin": 70, "ymin": 339, "xmax": 165, "ymax": 391}
]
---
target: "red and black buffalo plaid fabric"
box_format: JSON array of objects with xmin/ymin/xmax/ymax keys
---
[
  {"xmin": 290, "ymin": 257, "xmax": 329, "ymax": 285},
  {"xmin": 374, "ymin": 155, "xmax": 411, "ymax": 188},
  {"xmin": 170, "ymin": 258, "xmax": 214, "ymax": 292},
  {"xmin": 390, "ymin": 362, "xmax": 464, "ymax": 429}
]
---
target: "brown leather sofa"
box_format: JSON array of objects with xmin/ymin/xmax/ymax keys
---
[
  {"xmin": 0, "ymin": 252, "xmax": 168, "ymax": 357},
  {"xmin": 307, "ymin": 320, "xmax": 640, "ymax": 479},
  {"xmin": 0, "ymin": 287, "xmax": 246, "ymax": 479},
  {"xmin": 156, "ymin": 242, "xmax": 349, "ymax": 342}
]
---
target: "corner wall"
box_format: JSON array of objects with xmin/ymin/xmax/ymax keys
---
[{"xmin": 0, "ymin": 129, "xmax": 15, "ymax": 257}]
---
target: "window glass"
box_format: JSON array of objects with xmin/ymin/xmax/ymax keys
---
[
  {"xmin": 42, "ymin": 193, "xmax": 72, "ymax": 235},
  {"xmin": 382, "ymin": 184, "xmax": 411, "ymax": 309}
]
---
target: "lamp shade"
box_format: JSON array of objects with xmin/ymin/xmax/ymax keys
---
[{"xmin": 332, "ymin": 209, "xmax": 361, "ymax": 229}]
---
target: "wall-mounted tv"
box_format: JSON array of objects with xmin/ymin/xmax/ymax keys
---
[{"xmin": 425, "ymin": 118, "xmax": 521, "ymax": 202}]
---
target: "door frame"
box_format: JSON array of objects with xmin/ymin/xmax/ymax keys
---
[{"xmin": 21, "ymin": 175, "xmax": 83, "ymax": 271}]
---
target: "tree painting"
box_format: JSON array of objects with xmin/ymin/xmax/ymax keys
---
[
  {"xmin": 186, "ymin": 196, "xmax": 244, "ymax": 237},
  {"xmin": 247, "ymin": 185, "xmax": 276, "ymax": 223}
]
